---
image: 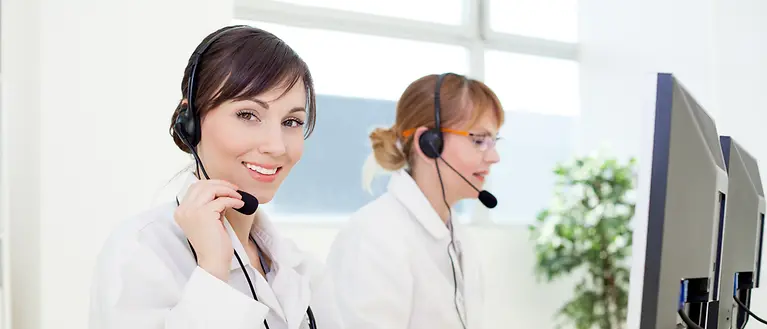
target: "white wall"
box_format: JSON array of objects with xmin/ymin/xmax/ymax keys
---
[
  {"xmin": 579, "ymin": 0, "xmax": 767, "ymax": 327},
  {"xmin": 1, "ymin": 0, "xmax": 234, "ymax": 328},
  {"xmin": 1, "ymin": 0, "xmax": 43, "ymax": 328}
]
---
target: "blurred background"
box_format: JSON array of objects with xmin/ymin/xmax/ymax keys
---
[{"xmin": 1, "ymin": 0, "xmax": 766, "ymax": 328}]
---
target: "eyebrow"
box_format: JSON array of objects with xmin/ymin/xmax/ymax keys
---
[
  {"xmin": 252, "ymin": 99, "xmax": 269, "ymax": 109},
  {"xmin": 471, "ymin": 128, "xmax": 497, "ymax": 136},
  {"xmin": 250, "ymin": 99, "xmax": 306, "ymax": 114}
]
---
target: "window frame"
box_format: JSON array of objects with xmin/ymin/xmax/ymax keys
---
[{"xmin": 234, "ymin": 0, "xmax": 579, "ymax": 225}]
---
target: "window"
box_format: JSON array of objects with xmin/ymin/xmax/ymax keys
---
[
  {"xmin": 259, "ymin": 95, "xmax": 396, "ymax": 221},
  {"xmin": 233, "ymin": 1, "xmax": 581, "ymax": 224},
  {"xmin": 260, "ymin": 95, "xmax": 474, "ymax": 222},
  {"xmin": 483, "ymin": 51, "xmax": 580, "ymax": 224},
  {"xmin": 236, "ymin": 20, "xmax": 470, "ymax": 101},
  {"xmin": 269, "ymin": 0, "xmax": 465, "ymax": 25},
  {"xmin": 489, "ymin": 0, "xmax": 578, "ymax": 42},
  {"xmin": 484, "ymin": 51, "xmax": 579, "ymax": 116}
]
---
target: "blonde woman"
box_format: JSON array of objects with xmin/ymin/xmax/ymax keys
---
[{"xmin": 320, "ymin": 73, "xmax": 504, "ymax": 329}]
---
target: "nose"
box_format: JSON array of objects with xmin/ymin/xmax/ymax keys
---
[
  {"xmin": 257, "ymin": 124, "xmax": 287, "ymax": 156},
  {"xmin": 485, "ymin": 146, "xmax": 500, "ymax": 164}
]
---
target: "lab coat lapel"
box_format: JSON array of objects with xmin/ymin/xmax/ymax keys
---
[
  {"xmin": 252, "ymin": 211, "xmax": 312, "ymax": 329},
  {"xmin": 176, "ymin": 171, "xmax": 286, "ymax": 319},
  {"xmin": 453, "ymin": 225, "xmax": 484, "ymax": 329},
  {"xmin": 388, "ymin": 169, "xmax": 451, "ymax": 240},
  {"xmin": 463, "ymin": 256, "xmax": 484, "ymax": 329}
]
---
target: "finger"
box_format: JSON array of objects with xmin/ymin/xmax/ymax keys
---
[
  {"xmin": 207, "ymin": 197, "xmax": 246, "ymax": 214},
  {"xmin": 204, "ymin": 179, "xmax": 239, "ymax": 192},
  {"xmin": 186, "ymin": 184, "xmax": 241, "ymax": 206},
  {"xmin": 183, "ymin": 181, "xmax": 204, "ymax": 203},
  {"xmin": 183, "ymin": 180, "xmax": 239, "ymax": 204}
]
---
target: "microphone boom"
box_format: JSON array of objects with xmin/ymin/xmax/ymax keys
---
[{"xmin": 438, "ymin": 156, "xmax": 498, "ymax": 209}]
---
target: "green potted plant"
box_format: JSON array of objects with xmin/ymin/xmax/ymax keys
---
[{"xmin": 529, "ymin": 153, "xmax": 637, "ymax": 329}]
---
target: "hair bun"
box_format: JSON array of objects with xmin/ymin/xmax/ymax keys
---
[{"xmin": 369, "ymin": 127, "xmax": 406, "ymax": 171}]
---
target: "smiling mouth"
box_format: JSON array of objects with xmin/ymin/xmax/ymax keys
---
[{"xmin": 242, "ymin": 162, "xmax": 282, "ymax": 176}]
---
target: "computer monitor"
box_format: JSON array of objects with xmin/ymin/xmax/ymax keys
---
[
  {"xmin": 717, "ymin": 136, "xmax": 765, "ymax": 329},
  {"xmin": 627, "ymin": 73, "xmax": 729, "ymax": 329}
]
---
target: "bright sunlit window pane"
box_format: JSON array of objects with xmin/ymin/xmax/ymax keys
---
[
  {"xmin": 271, "ymin": 0, "xmax": 464, "ymax": 25},
  {"xmin": 234, "ymin": 20, "xmax": 470, "ymax": 101},
  {"xmin": 489, "ymin": 0, "xmax": 578, "ymax": 42},
  {"xmin": 484, "ymin": 50, "xmax": 579, "ymax": 116}
]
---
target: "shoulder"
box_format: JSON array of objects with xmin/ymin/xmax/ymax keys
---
[
  {"xmin": 98, "ymin": 201, "xmax": 183, "ymax": 252},
  {"xmin": 328, "ymin": 193, "xmax": 412, "ymax": 259},
  {"xmin": 92, "ymin": 201, "xmax": 187, "ymax": 280},
  {"xmin": 90, "ymin": 201, "xmax": 189, "ymax": 306},
  {"xmin": 345, "ymin": 192, "xmax": 411, "ymax": 234}
]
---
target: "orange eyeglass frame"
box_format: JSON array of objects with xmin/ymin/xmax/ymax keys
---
[{"xmin": 400, "ymin": 127, "xmax": 472, "ymax": 138}]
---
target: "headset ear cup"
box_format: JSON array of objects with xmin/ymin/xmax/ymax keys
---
[
  {"xmin": 188, "ymin": 110, "xmax": 201, "ymax": 146},
  {"xmin": 419, "ymin": 129, "xmax": 443, "ymax": 159},
  {"xmin": 175, "ymin": 107, "xmax": 199, "ymax": 146}
]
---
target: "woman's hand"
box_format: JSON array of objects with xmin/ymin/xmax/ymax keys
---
[{"xmin": 174, "ymin": 179, "xmax": 244, "ymax": 281}]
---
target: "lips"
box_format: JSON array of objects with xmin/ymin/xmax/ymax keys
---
[
  {"xmin": 243, "ymin": 162, "xmax": 280, "ymax": 175},
  {"xmin": 473, "ymin": 171, "xmax": 489, "ymax": 182},
  {"xmin": 243, "ymin": 162, "xmax": 282, "ymax": 183}
]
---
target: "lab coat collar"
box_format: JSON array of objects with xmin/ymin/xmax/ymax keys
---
[
  {"xmin": 388, "ymin": 169, "xmax": 451, "ymax": 240},
  {"xmin": 250, "ymin": 209, "xmax": 313, "ymax": 327}
]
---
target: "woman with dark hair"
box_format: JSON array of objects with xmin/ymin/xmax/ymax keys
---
[{"xmin": 88, "ymin": 25, "xmax": 332, "ymax": 329}]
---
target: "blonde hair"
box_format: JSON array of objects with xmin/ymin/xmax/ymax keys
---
[{"xmin": 362, "ymin": 73, "xmax": 505, "ymax": 194}]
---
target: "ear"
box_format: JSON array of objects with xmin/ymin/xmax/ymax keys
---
[
  {"xmin": 180, "ymin": 98, "xmax": 189, "ymax": 108},
  {"xmin": 411, "ymin": 126, "xmax": 433, "ymax": 161}
]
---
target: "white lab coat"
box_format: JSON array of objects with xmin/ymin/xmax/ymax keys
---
[
  {"xmin": 317, "ymin": 169, "xmax": 485, "ymax": 329},
  {"xmin": 89, "ymin": 171, "xmax": 337, "ymax": 329}
]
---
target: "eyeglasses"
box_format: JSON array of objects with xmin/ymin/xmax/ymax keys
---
[{"xmin": 401, "ymin": 128, "xmax": 500, "ymax": 152}]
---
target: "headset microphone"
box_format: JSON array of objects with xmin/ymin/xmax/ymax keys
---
[
  {"xmin": 236, "ymin": 190, "xmax": 259, "ymax": 215},
  {"xmin": 438, "ymin": 156, "xmax": 498, "ymax": 209}
]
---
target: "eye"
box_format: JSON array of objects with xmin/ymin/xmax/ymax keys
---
[
  {"xmin": 283, "ymin": 117, "xmax": 305, "ymax": 128},
  {"xmin": 236, "ymin": 110, "xmax": 259, "ymax": 121},
  {"xmin": 471, "ymin": 136, "xmax": 486, "ymax": 146}
]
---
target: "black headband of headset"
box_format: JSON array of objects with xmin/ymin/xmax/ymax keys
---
[
  {"xmin": 177, "ymin": 25, "xmax": 254, "ymax": 147},
  {"xmin": 186, "ymin": 25, "xmax": 252, "ymax": 123},
  {"xmin": 432, "ymin": 72, "xmax": 466, "ymax": 134}
]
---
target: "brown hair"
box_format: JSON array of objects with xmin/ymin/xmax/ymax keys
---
[
  {"xmin": 169, "ymin": 25, "xmax": 316, "ymax": 153},
  {"xmin": 369, "ymin": 74, "xmax": 504, "ymax": 171}
]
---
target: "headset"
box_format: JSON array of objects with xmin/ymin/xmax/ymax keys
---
[
  {"xmin": 419, "ymin": 73, "xmax": 497, "ymax": 209},
  {"xmin": 422, "ymin": 73, "xmax": 468, "ymax": 329},
  {"xmin": 422, "ymin": 73, "xmax": 503, "ymax": 329},
  {"xmin": 175, "ymin": 25, "xmax": 245, "ymax": 148},
  {"xmin": 418, "ymin": 73, "xmax": 450, "ymax": 159},
  {"xmin": 172, "ymin": 25, "xmax": 317, "ymax": 329}
]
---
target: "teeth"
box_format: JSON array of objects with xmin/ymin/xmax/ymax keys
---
[{"xmin": 245, "ymin": 163, "xmax": 278, "ymax": 175}]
